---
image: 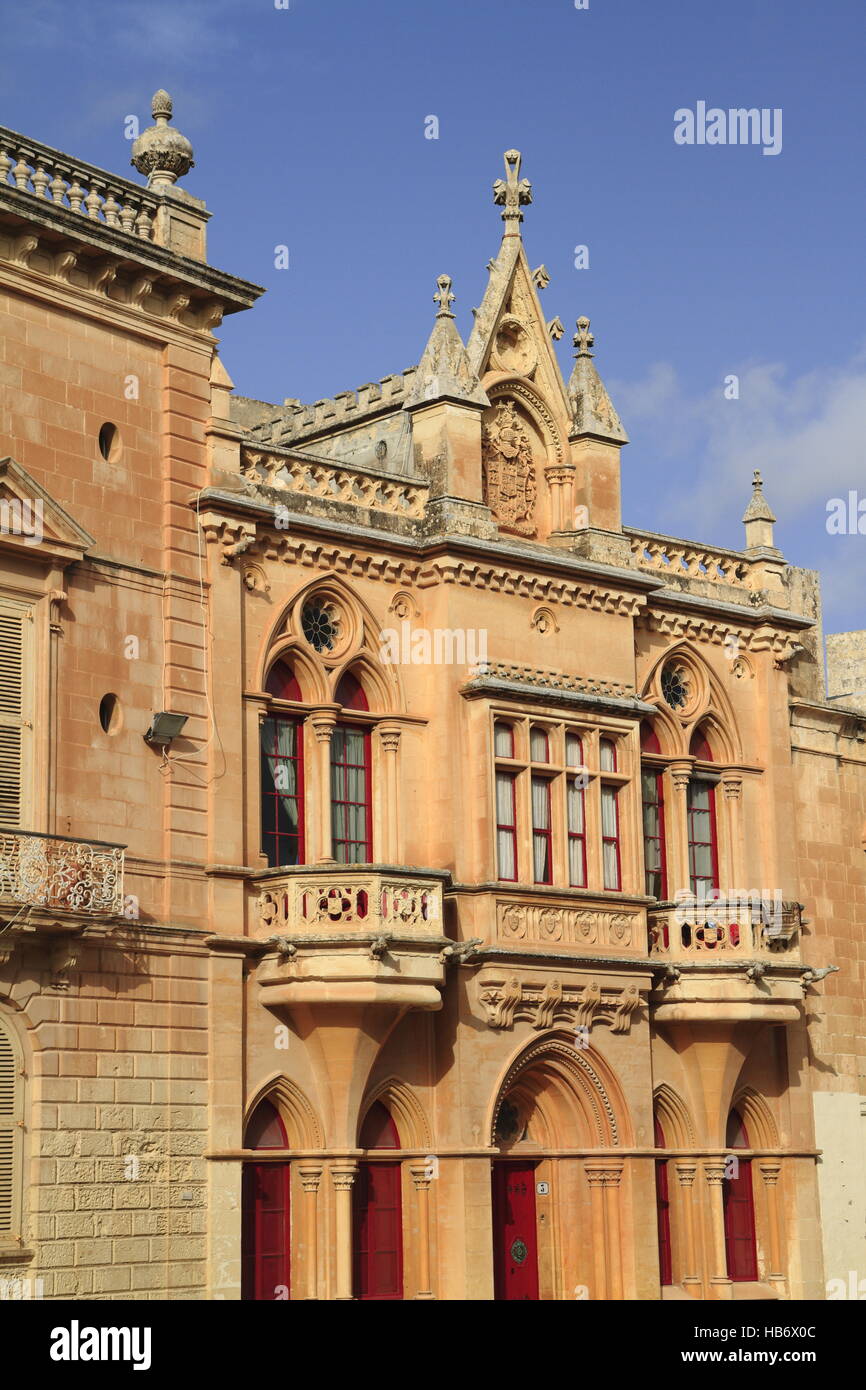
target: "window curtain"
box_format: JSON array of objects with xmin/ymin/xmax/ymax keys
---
[
  {"xmin": 331, "ymin": 726, "xmax": 368, "ymax": 863},
  {"xmin": 531, "ymin": 775, "xmax": 550, "ymax": 882},
  {"xmin": 567, "ymin": 778, "xmax": 586, "ymax": 886},
  {"xmin": 261, "ymin": 718, "xmax": 299, "ymax": 832},
  {"xmin": 495, "ymin": 772, "xmax": 516, "ymax": 879},
  {"xmin": 601, "ymin": 785, "xmax": 619, "ymax": 889}
]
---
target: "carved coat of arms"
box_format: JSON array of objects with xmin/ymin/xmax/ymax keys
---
[{"xmin": 482, "ymin": 400, "xmax": 536, "ymax": 536}]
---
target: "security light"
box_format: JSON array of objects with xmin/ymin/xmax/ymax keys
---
[{"xmin": 143, "ymin": 712, "xmax": 188, "ymax": 747}]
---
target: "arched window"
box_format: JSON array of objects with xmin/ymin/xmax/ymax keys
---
[
  {"xmin": 724, "ymin": 1108, "xmax": 758, "ymax": 1281},
  {"xmin": 654, "ymin": 1114, "xmax": 672, "ymax": 1286},
  {"xmin": 354, "ymin": 1102, "xmax": 403, "ymax": 1300},
  {"xmin": 242, "ymin": 1098, "xmax": 290, "ymax": 1301},
  {"xmin": 599, "ymin": 739, "xmax": 621, "ymax": 891},
  {"xmin": 332, "ymin": 670, "xmax": 372, "ymax": 863},
  {"xmin": 641, "ymin": 722, "xmax": 667, "ymax": 900},
  {"xmin": 261, "ymin": 660, "xmax": 305, "ymax": 868},
  {"xmin": 0, "ymin": 1014, "xmax": 24, "ymax": 1244},
  {"xmin": 688, "ymin": 727, "xmax": 719, "ymax": 895}
]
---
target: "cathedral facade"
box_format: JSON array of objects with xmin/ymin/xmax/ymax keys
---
[{"xmin": 0, "ymin": 98, "xmax": 863, "ymax": 1301}]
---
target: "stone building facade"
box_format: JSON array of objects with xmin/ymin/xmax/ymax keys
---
[{"xmin": 0, "ymin": 103, "xmax": 863, "ymax": 1301}]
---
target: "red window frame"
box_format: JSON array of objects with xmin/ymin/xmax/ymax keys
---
[
  {"xmin": 331, "ymin": 722, "xmax": 373, "ymax": 863},
  {"xmin": 531, "ymin": 774, "xmax": 553, "ymax": 885},
  {"xmin": 641, "ymin": 766, "xmax": 667, "ymax": 899},
  {"xmin": 687, "ymin": 778, "xmax": 719, "ymax": 895},
  {"xmin": 567, "ymin": 773, "xmax": 587, "ymax": 888},
  {"xmin": 496, "ymin": 770, "xmax": 518, "ymax": 882},
  {"xmin": 260, "ymin": 715, "xmax": 305, "ymax": 868},
  {"xmin": 601, "ymin": 782, "xmax": 622, "ymax": 891}
]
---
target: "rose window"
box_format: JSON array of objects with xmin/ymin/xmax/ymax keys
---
[
  {"xmin": 661, "ymin": 663, "xmax": 690, "ymax": 710},
  {"xmin": 301, "ymin": 599, "xmax": 341, "ymax": 653}
]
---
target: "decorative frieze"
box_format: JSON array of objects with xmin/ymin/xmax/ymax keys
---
[
  {"xmin": 497, "ymin": 900, "xmax": 640, "ymax": 949},
  {"xmin": 477, "ymin": 973, "xmax": 643, "ymax": 1035}
]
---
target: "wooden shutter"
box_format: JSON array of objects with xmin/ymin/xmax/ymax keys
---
[
  {"xmin": 0, "ymin": 1020, "xmax": 22, "ymax": 1238},
  {"xmin": 0, "ymin": 601, "xmax": 32, "ymax": 830}
]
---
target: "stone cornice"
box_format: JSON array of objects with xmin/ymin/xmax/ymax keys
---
[{"xmin": 461, "ymin": 676, "xmax": 655, "ymax": 714}]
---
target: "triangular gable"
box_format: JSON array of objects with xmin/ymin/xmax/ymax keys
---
[
  {"xmin": 0, "ymin": 457, "xmax": 95, "ymax": 565},
  {"xmin": 466, "ymin": 237, "xmax": 575, "ymax": 431}
]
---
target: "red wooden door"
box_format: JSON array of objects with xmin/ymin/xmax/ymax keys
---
[
  {"xmin": 242, "ymin": 1162, "xmax": 290, "ymax": 1300},
  {"xmin": 654, "ymin": 1116, "xmax": 672, "ymax": 1285},
  {"xmin": 492, "ymin": 1162, "xmax": 540, "ymax": 1300},
  {"xmin": 353, "ymin": 1162, "xmax": 403, "ymax": 1300},
  {"xmin": 724, "ymin": 1110, "xmax": 758, "ymax": 1281}
]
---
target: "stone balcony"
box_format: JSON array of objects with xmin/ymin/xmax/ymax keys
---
[
  {"xmin": 252, "ymin": 865, "xmax": 450, "ymax": 1011},
  {"xmin": 648, "ymin": 896, "xmax": 805, "ymax": 1024}
]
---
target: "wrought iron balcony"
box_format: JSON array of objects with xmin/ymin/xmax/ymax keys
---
[
  {"xmin": 0, "ymin": 829, "xmax": 125, "ymax": 917},
  {"xmin": 648, "ymin": 896, "xmax": 802, "ymax": 963}
]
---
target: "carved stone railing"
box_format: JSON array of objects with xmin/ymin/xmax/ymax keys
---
[
  {"xmin": 240, "ymin": 446, "xmax": 428, "ymax": 520},
  {"xmin": 0, "ymin": 127, "xmax": 159, "ymax": 240},
  {"xmin": 648, "ymin": 897, "xmax": 801, "ymax": 963},
  {"xmin": 0, "ymin": 829, "xmax": 125, "ymax": 916},
  {"xmin": 625, "ymin": 528, "xmax": 752, "ymax": 588},
  {"xmin": 256, "ymin": 867, "xmax": 443, "ymax": 937}
]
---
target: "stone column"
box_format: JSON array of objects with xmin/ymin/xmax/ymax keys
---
[
  {"xmin": 719, "ymin": 772, "xmax": 743, "ymax": 889},
  {"xmin": 544, "ymin": 466, "xmax": 574, "ymax": 532},
  {"xmin": 409, "ymin": 1163, "xmax": 435, "ymax": 1299},
  {"xmin": 310, "ymin": 711, "xmax": 337, "ymax": 863},
  {"xmin": 331, "ymin": 1162, "xmax": 358, "ymax": 1301},
  {"xmin": 603, "ymin": 1165, "xmax": 625, "ymax": 1299},
  {"xmin": 703, "ymin": 1161, "xmax": 733, "ymax": 1298},
  {"xmin": 297, "ymin": 1163, "xmax": 323, "ymax": 1300},
  {"xmin": 378, "ymin": 723, "xmax": 402, "ymax": 863},
  {"xmin": 667, "ymin": 760, "xmax": 694, "ymax": 903},
  {"xmin": 758, "ymin": 1161, "xmax": 785, "ymax": 1287},
  {"xmin": 674, "ymin": 1161, "xmax": 701, "ymax": 1290},
  {"xmin": 585, "ymin": 1166, "xmax": 608, "ymax": 1300}
]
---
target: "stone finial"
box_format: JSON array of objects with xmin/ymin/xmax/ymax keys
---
[
  {"xmin": 742, "ymin": 469, "xmax": 778, "ymax": 552},
  {"xmin": 433, "ymin": 274, "xmax": 456, "ymax": 318},
  {"xmin": 573, "ymin": 316, "xmax": 595, "ymax": 357},
  {"xmin": 567, "ymin": 315, "xmax": 628, "ymax": 445},
  {"xmin": 131, "ymin": 89, "xmax": 195, "ymax": 188},
  {"xmin": 492, "ymin": 149, "xmax": 532, "ymax": 235}
]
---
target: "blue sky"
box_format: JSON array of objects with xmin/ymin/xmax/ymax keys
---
[{"xmin": 5, "ymin": 0, "xmax": 865, "ymax": 635}]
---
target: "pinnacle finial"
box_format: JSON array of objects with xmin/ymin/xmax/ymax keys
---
[
  {"xmin": 573, "ymin": 317, "xmax": 594, "ymax": 357},
  {"xmin": 492, "ymin": 149, "xmax": 532, "ymax": 235},
  {"xmin": 752, "ymin": 469, "xmax": 763, "ymax": 490},
  {"xmin": 433, "ymin": 274, "xmax": 456, "ymax": 318},
  {"xmin": 131, "ymin": 88, "xmax": 195, "ymax": 188}
]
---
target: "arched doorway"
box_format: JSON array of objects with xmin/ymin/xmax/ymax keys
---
[
  {"xmin": 724, "ymin": 1108, "xmax": 758, "ymax": 1281},
  {"xmin": 353, "ymin": 1101, "xmax": 403, "ymax": 1300},
  {"xmin": 241, "ymin": 1098, "xmax": 291, "ymax": 1300},
  {"xmin": 489, "ymin": 1036, "xmax": 631, "ymax": 1301}
]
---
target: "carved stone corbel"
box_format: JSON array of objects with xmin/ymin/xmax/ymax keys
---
[
  {"xmin": 532, "ymin": 978, "xmax": 562, "ymax": 1030},
  {"xmin": 479, "ymin": 976, "xmax": 522, "ymax": 1029},
  {"xmin": 129, "ymin": 275, "xmax": 155, "ymax": 310},
  {"xmin": 53, "ymin": 249, "xmax": 78, "ymax": 283},
  {"xmin": 13, "ymin": 233, "xmax": 39, "ymax": 267}
]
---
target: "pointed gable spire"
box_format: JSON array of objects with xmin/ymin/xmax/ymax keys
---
[
  {"xmin": 493, "ymin": 149, "xmax": 532, "ymax": 239},
  {"xmin": 405, "ymin": 276, "xmax": 489, "ymax": 410},
  {"xmin": 567, "ymin": 317, "xmax": 628, "ymax": 444},
  {"xmin": 742, "ymin": 469, "xmax": 779, "ymax": 553}
]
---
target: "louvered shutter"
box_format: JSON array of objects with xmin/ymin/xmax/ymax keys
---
[
  {"xmin": 0, "ymin": 1022, "xmax": 20, "ymax": 1237},
  {"xmin": 0, "ymin": 602, "xmax": 32, "ymax": 830}
]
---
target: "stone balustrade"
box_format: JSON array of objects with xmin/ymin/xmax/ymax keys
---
[
  {"xmin": 625, "ymin": 528, "xmax": 752, "ymax": 588},
  {"xmin": 256, "ymin": 867, "xmax": 443, "ymax": 937},
  {"xmin": 648, "ymin": 897, "xmax": 801, "ymax": 963},
  {"xmin": 0, "ymin": 829, "xmax": 125, "ymax": 916},
  {"xmin": 240, "ymin": 446, "xmax": 429, "ymax": 519},
  {"xmin": 0, "ymin": 126, "xmax": 159, "ymax": 240}
]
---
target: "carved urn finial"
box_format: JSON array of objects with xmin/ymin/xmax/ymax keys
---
[
  {"xmin": 493, "ymin": 149, "xmax": 532, "ymax": 235},
  {"xmin": 573, "ymin": 316, "xmax": 595, "ymax": 357},
  {"xmin": 131, "ymin": 90, "xmax": 195, "ymax": 189},
  {"xmin": 433, "ymin": 274, "xmax": 456, "ymax": 318}
]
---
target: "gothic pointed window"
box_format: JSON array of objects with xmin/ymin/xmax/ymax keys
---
[
  {"xmin": 355, "ymin": 1103, "xmax": 403, "ymax": 1300},
  {"xmin": 242, "ymin": 1098, "xmax": 290, "ymax": 1301},
  {"xmin": 261, "ymin": 660, "xmax": 305, "ymax": 868},
  {"xmin": 688, "ymin": 727, "xmax": 719, "ymax": 895},
  {"xmin": 654, "ymin": 1114, "xmax": 672, "ymax": 1287},
  {"xmin": 724, "ymin": 1109, "xmax": 758, "ymax": 1282},
  {"xmin": 331, "ymin": 671, "xmax": 372, "ymax": 863}
]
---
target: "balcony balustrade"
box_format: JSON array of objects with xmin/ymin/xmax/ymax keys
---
[
  {"xmin": 648, "ymin": 897, "xmax": 801, "ymax": 963},
  {"xmin": 0, "ymin": 829, "xmax": 125, "ymax": 917},
  {"xmin": 256, "ymin": 866, "xmax": 442, "ymax": 939}
]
